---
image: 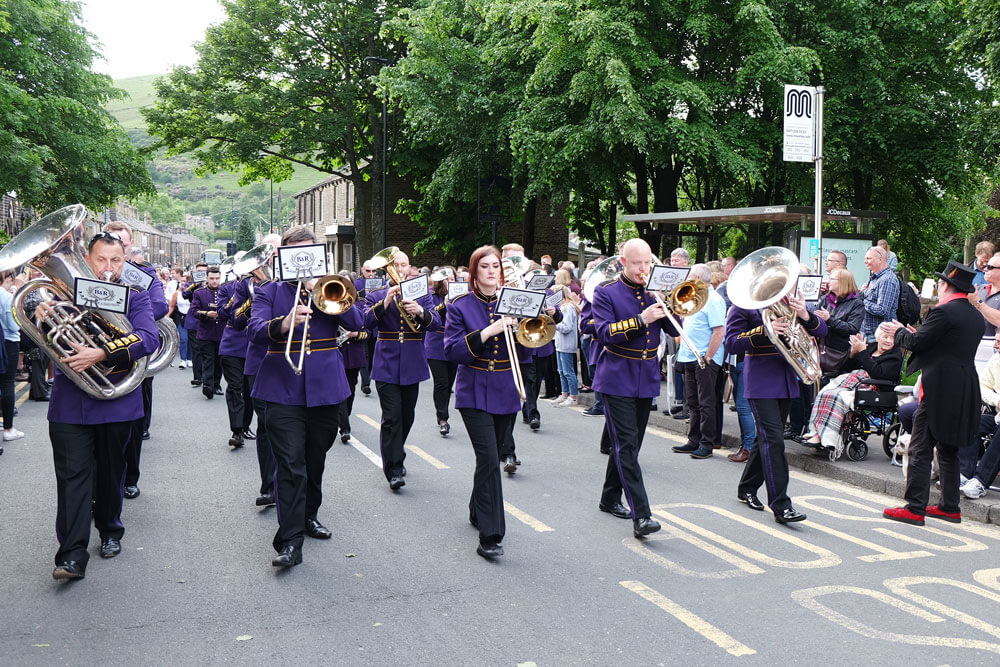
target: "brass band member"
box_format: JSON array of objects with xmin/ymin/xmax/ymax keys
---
[
  {"xmin": 190, "ymin": 267, "xmax": 225, "ymax": 399},
  {"xmin": 48, "ymin": 232, "xmax": 159, "ymax": 580},
  {"xmin": 425, "ymin": 269, "xmax": 456, "ymax": 436},
  {"xmin": 248, "ymin": 226, "xmax": 363, "ymax": 567}
]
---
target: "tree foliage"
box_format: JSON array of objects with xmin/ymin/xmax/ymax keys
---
[{"xmin": 0, "ymin": 0, "xmax": 153, "ymax": 210}]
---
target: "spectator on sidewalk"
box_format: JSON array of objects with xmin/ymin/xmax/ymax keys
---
[
  {"xmin": 971, "ymin": 241, "xmax": 995, "ymax": 288},
  {"xmin": 860, "ymin": 246, "xmax": 899, "ymax": 342},
  {"xmin": 877, "ymin": 239, "xmax": 898, "ymax": 272},
  {"xmin": 0, "ymin": 271, "xmax": 24, "ymax": 443},
  {"xmin": 813, "ymin": 268, "xmax": 865, "ymax": 377},
  {"xmin": 971, "ymin": 252, "xmax": 1000, "ymax": 336},
  {"xmin": 551, "ymin": 288, "xmax": 581, "ymax": 407},
  {"xmin": 961, "ymin": 339, "xmax": 1000, "ymax": 498}
]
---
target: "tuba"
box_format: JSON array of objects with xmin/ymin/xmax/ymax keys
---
[
  {"xmin": 728, "ymin": 246, "xmax": 822, "ymax": 384},
  {"xmin": 0, "ymin": 204, "xmax": 148, "ymax": 399}
]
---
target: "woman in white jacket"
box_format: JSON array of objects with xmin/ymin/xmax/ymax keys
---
[{"xmin": 551, "ymin": 288, "xmax": 581, "ymax": 407}]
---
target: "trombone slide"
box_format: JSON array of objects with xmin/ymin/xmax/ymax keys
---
[{"xmin": 651, "ymin": 292, "xmax": 706, "ymax": 369}]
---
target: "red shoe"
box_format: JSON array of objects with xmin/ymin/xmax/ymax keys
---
[
  {"xmin": 926, "ymin": 505, "xmax": 961, "ymax": 523},
  {"xmin": 883, "ymin": 507, "xmax": 925, "ymax": 526}
]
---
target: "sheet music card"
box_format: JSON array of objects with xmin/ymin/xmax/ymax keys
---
[
  {"xmin": 796, "ymin": 274, "xmax": 823, "ymax": 302},
  {"xmin": 74, "ymin": 277, "xmax": 130, "ymax": 315},
  {"xmin": 447, "ymin": 281, "xmax": 469, "ymax": 300},
  {"xmin": 399, "ymin": 275, "xmax": 429, "ymax": 301},
  {"xmin": 646, "ymin": 265, "xmax": 689, "ymax": 293},
  {"xmin": 191, "ymin": 270, "xmax": 207, "ymax": 283},
  {"xmin": 365, "ymin": 278, "xmax": 385, "ymax": 292},
  {"xmin": 120, "ymin": 261, "xmax": 154, "ymax": 291},
  {"xmin": 495, "ymin": 287, "xmax": 545, "ymax": 319},
  {"xmin": 544, "ymin": 289, "xmax": 564, "ymax": 310},
  {"xmin": 525, "ymin": 274, "xmax": 556, "ymax": 291},
  {"xmin": 277, "ymin": 244, "xmax": 328, "ymax": 282}
]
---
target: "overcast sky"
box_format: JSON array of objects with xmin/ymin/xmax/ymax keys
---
[{"xmin": 80, "ymin": 0, "xmax": 227, "ymax": 80}]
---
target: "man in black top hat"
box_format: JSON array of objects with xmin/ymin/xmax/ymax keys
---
[{"xmin": 881, "ymin": 260, "xmax": 984, "ymax": 525}]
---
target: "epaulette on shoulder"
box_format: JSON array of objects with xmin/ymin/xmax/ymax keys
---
[
  {"xmin": 128, "ymin": 285, "xmax": 141, "ymax": 293},
  {"xmin": 599, "ymin": 279, "xmax": 616, "ymax": 287}
]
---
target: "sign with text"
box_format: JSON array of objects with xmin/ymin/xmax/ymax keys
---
[
  {"xmin": 365, "ymin": 278, "xmax": 385, "ymax": 292},
  {"xmin": 74, "ymin": 277, "xmax": 130, "ymax": 315},
  {"xmin": 796, "ymin": 274, "xmax": 823, "ymax": 302},
  {"xmin": 399, "ymin": 275, "xmax": 430, "ymax": 302},
  {"xmin": 120, "ymin": 261, "xmax": 154, "ymax": 291},
  {"xmin": 447, "ymin": 281, "xmax": 469, "ymax": 300},
  {"xmin": 646, "ymin": 265, "xmax": 690, "ymax": 294},
  {"xmin": 495, "ymin": 287, "xmax": 545, "ymax": 319},
  {"xmin": 783, "ymin": 84, "xmax": 816, "ymax": 163},
  {"xmin": 525, "ymin": 274, "xmax": 556, "ymax": 291},
  {"xmin": 544, "ymin": 289, "xmax": 564, "ymax": 310},
  {"xmin": 277, "ymin": 244, "xmax": 328, "ymax": 282},
  {"xmin": 191, "ymin": 270, "xmax": 207, "ymax": 283}
]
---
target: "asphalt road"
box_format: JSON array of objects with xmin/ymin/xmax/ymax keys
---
[{"xmin": 2, "ymin": 366, "xmax": 1000, "ymax": 665}]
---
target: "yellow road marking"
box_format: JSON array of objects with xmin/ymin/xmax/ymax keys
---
[
  {"xmin": 16, "ymin": 393, "xmax": 28, "ymax": 407},
  {"xmin": 620, "ymin": 580, "xmax": 756, "ymax": 657},
  {"xmin": 885, "ymin": 576, "xmax": 1000, "ymax": 639},
  {"xmin": 646, "ymin": 425, "xmax": 688, "ymax": 444},
  {"xmin": 622, "ymin": 526, "xmax": 765, "ymax": 579},
  {"xmin": 503, "ymin": 501, "xmax": 554, "ymax": 533},
  {"xmin": 357, "ymin": 414, "xmax": 450, "ymax": 469}
]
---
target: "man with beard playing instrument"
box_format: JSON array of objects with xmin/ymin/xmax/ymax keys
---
[
  {"xmin": 249, "ymin": 226, "xmax": 363, "ymax": 567},
  {"xmin": 44, "ymin": 229, "xmax": 159, "ymax": 580}
]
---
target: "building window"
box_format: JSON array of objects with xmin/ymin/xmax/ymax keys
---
[{"xmin": 343, "ymin": 243, "xmax": 353, "ymax": 270}]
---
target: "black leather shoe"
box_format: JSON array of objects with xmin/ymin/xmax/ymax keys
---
[
  {"xmin": 340, "ymin": 432, "xmax": 350, "ymax": 444},
  {"xmin": 782, "ymin": 427, "xmax": 796, "ymax": 440},
  {"xmin": 633, "ymin": 517, "xmax": 662, "ymax": 538},
  {"xmin": 738, "ymin": 491, "xmax": 765, "ymax": 511},
  {"xmin": 202, "ymin": 387, "xmax": 214, "ymax": 400},
  {"xmin": 361, "ymin": 385, "xmax": 371, "ymax": 395},
  {"xmin": 476, "ymin": 542, "xmax": 503, "ymax": 560},
  {"xmin": 228, "ymin": 432, "xmax": 244, "ymax": 448},
  {"xmin": 305, "ymin": 519, "xmax": 332, "ymax": 539},
  {"xmin": 214, "ymin": 388, "xmax": 224, "ymax": 396},
  {"xmin": 503, "ymin": 456, "xmax": 517, "ymax": 474},
  {"xmin": 190, "ymin": 380, "xmax": 201, "ymax": 387},
  {"xmin": 672, "ymin": 443, "xmax": 698, "ymax": 453},
  {"xmin": 529, "ymin": 417, "xmax": 540, "ymax": 430},
  {"xmin": 100, "ymin": 537, "xmax": 121, "ymax": 558},
  {"xmin": 599, "ymin": 502, "xmax": 631, "ymax": 519},
  {"xmin": 671, "ymin": 411, "xmax": 690, "ymax": 420},
  {"xmin": 401, "ymin": 466, "xmax": 407, "ymax": 477},
  {"xmin": 123, "ymin": 485, "xmax": 140, "ymax": 499},
  {"xmin": 271, "ymin": 545, "xmax": 302, "ymax": 567},
  {"xmin": 775, "ymin": 508, "xmax": 807, "ymax": 524},
  {"xmin": 389, "ymin": 476, "xmax": 405, "ymax": 491},
  {"xmin": 52, "ymin": 560, "xmax": 85, "ymax": 580},
  {"xmin": 243, "ymin": 428, "xmax": 256, "ymax": 440},
  {"xmin": 255, "ymin": 492, "xmax": 275, "ymax": 507},
  {"xmin": 599, "ymin": 447, "xmax": 610, "ymax": 455},
  {"xmin": 142, "ymin": 430, "xmax": 150, "ymax": 440},
  {"xmin": 582, "ymin": 407, "xmax": 603, "ymax": 416},
  {"xmin": 439, "ymin": 422, "xmax": 450, "ymax": 436}
]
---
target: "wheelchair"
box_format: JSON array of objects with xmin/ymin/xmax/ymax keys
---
[{"xmin": 832, "ymin": 378, "xmax": 902, "ymax": 462}]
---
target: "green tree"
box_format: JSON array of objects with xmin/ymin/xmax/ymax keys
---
[
  {"xmin": 143, "ymin": 0, "xmax": 412, "ymax": 261},
  {"xmin": 236, "ymin": 214, "xmax": 256, "ymax": 250},
  {"xmin": 0, "ymin": 0, "xmax": 153, "ymax": 209}
]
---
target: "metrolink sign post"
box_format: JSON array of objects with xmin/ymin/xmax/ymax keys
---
[{"xmin": 784, "ymin": 84, "xmax": 825, "ymax": 273}]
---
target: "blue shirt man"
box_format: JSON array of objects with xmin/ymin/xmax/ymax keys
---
[{"xmin": 861, "ymin": 247, "xmax": 899, "ymax": 340}]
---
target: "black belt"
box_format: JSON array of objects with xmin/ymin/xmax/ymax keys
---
[
  {"xmin": 377, "ymin": 331, "xmax": 425, "ymax": 342},
  {"xmin": 606, "ymin": 344, "xmax": 658, "ymax": 360}
]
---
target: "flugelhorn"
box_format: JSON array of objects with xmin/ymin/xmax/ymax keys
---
[
  {"xmin": 284, "ymin": 274, "xmax": 358, "ymax": 375},
  {"xmin": 369, "ymin": 246, "xmax": 420, "ymax": 333},
  {"xmin": 728, "ymin": 246, "xmax": 822, "ymax": 384},
  {"xmin": 0, "ymin": 204, "xmax": 148, "ymax": 399}
]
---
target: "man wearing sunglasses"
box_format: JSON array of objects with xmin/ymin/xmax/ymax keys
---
[{"xmin": 972, "ymin": 252, "xmax": 1000, "ymax": 336}]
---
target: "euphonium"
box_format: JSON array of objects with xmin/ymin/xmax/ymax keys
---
[
  {"xmin": 369, "ymin": 246, "xmax": 420, "ymax": 333},
  {"xmin": 144, "ymin": 318, "xmax": 179, "ymax": 377},
  {"xmin": 727, "ymin": 246, "xmax": 822, "ymax": 384},
  {"xmin": 231, "ymin": 242, "xmax": 277, "ymax": 297},
  {"xmin": 0, "ymin": 204, "xmax": 148, "ymax": 399}
]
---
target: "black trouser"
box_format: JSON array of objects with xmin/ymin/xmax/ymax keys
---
[
  {"xmin": 376, "ymin": 381, "xmax": 419, "ymax": 481},
  {"xmin": 600, "ymin": 395, "xmax": 653, "ymax": 520},
  {"xmin": 362, "ymin": 338, "xmax": 375, "ymax": 389},
  {"xmin": 905, "ymin": 402, "xmax": 961, "ymax": 515},
  {"xmin": 50, "ymin": 420, "xmax": 131, "ymax": 568},
  {"xmin": 1, "ymin": 339, "xmax": 18, "ymax": 429},
  {"xmin": 787, "ymin": 382, "xmax": 815, "ymax": 436},
  {"xmin": 221, "ymin": 355, "xmax": 252, "ymax": 433},
  {"xmin": 715, "ymin": 364, "xmax": 726, "ymax": 439},
  {"xmin": 740, "ymin": 398, "xmax": 793, "ymax": 514},
  {"xmin": 247, "ymin": 375, "xmax": 274, "ymax": 496},
  {"xmin": 520, "ymin": 360, "xmax": 540, "ymax": 422},
  {"xmin": 25, "ymin": 344, "xmax": 50, "ymax": 400},
  {"xmin": 125, "ymin": 376, "xmax": 154, "ymax": 486},
  {"xmin": 681, "ymin": 360, "xmax": 719, "ymax": 450},
  {"xmin": 428, "ymin": 359, "xmax": 457, "ymax": 423},
  {"xmin": 265, "ymin": 401, "xmax": 339, "ymax": 552},
  {"xmin": 338, "ymin": 367, "xmax": 361, "ymax": 435},
  {"xmin": 536, "ymin": 353, "xmax": 557, "ymax": 397},
  {"xmin": 198, "ymin": 339, "xmax": 222, "ymax": 392},
  {"xmin": 459, "ymin": 409, "xmax": 514, "ymax": 546},
  {"xmin": 187, "ymin": 328, "xmax": 202, "ymax": 383}
]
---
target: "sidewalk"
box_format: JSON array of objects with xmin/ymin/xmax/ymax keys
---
[{"xmin": 576, "ymin": 390, "xmax": 1000, "ymax": 525}]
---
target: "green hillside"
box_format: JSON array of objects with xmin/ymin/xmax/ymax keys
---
[{"xmin": 106, "ymin": 74, "xmax": 325, "ymax": 228}]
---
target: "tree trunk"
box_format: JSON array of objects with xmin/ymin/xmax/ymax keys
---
[
  {"xmin": 607, "ymin": 200, "xmax": 617, "ymax": 254},
  {"xmin": 523, "ymin": 197, "xmax": 537, "ymax": 258},
  {"xmin": 650, "ymin": 159, "xmax": 682, "ymax": 258}
]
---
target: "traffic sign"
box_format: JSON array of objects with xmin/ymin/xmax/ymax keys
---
[{"xmin": 783, "ymin": 84, "xmax": 816, "ymax": 163}]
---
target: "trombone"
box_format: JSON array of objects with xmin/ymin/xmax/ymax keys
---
[
  {"xmin": 642, "ymin": 274, "xmax": 710, "ymax": 369},
  {"xmin": 284, "ymin": 274, "xmax": 358, "ymax": 375},
  {"xmin": 499, "ymin": 257, "xmax": 528, "ymax": 401}
]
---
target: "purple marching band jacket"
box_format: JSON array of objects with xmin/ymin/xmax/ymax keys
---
[
  {"xmin": 723, "ymin": 305, "xmax": 827, "ymax": 399},
  {"xmin": 134, "ymin": 262, "xmax": 169, "ymax": 320},
  {"xmin": 424, "ymin": 293, "xmax": 449, "ymax": 362},
  {"xmin": 248, "ymin": 280, "xmax": 363, "ymax": 407},
  {"xmin": 217, "ymin": 279, "xmax": 248, "ymax": 358},
  {"xmin": 227, "ymin": 277, "xmax": 268, "ymax": 376},
  {"xmin": 191, "ymin": 285, "xmax": 225, "ymax": 342},
  {"xmin": 590, "ymin": 275, "xmax": 679, "ymax": 399},
  {"xmin": 443, "ymin": 290, "xmax": 532, "ymax": 415},
  {"xmin": 48, "ymin": 288, "xmax": 159, "ymax": 425},
  {"xmin": 363, "ymin": 287, "xmax": 440, "ymax": 385},
  {"xmin": 181, "ymin": 281, "xmax": 200, "ymax": 331},
  {"xmin": 579, "ymin": 296, "xmax": 601, "ymax": 367}
]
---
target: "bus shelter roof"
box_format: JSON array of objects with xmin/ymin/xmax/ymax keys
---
[{"xmin": 623, "ymin": 205, "xmax": 888, "ymax": 226}]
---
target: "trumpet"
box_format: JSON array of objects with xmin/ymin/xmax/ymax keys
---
[{"xmin": 284, "ymin": 274, "xmax": 358, "ymax": 375}]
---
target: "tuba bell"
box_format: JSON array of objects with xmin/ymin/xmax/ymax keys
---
[
  {"xmin": 0, "ymin": 204, "xmax": 148, "ymax": 399},
  {"xmin": 728, "ymin": 246, "xmax": 823, "ymax": 384},
  {"xmin": 144, "ymin": 317, "xmax": 180, "ymax": 377}
]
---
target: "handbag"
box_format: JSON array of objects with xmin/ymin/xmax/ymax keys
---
[{"xmin": 819, "ymin": 340, "xmax": 849, "ymax": 373}]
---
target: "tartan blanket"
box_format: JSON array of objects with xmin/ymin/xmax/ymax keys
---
[{"xmin": 808, "ymin": 370, "xmax": 871, "ymax": 456}]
